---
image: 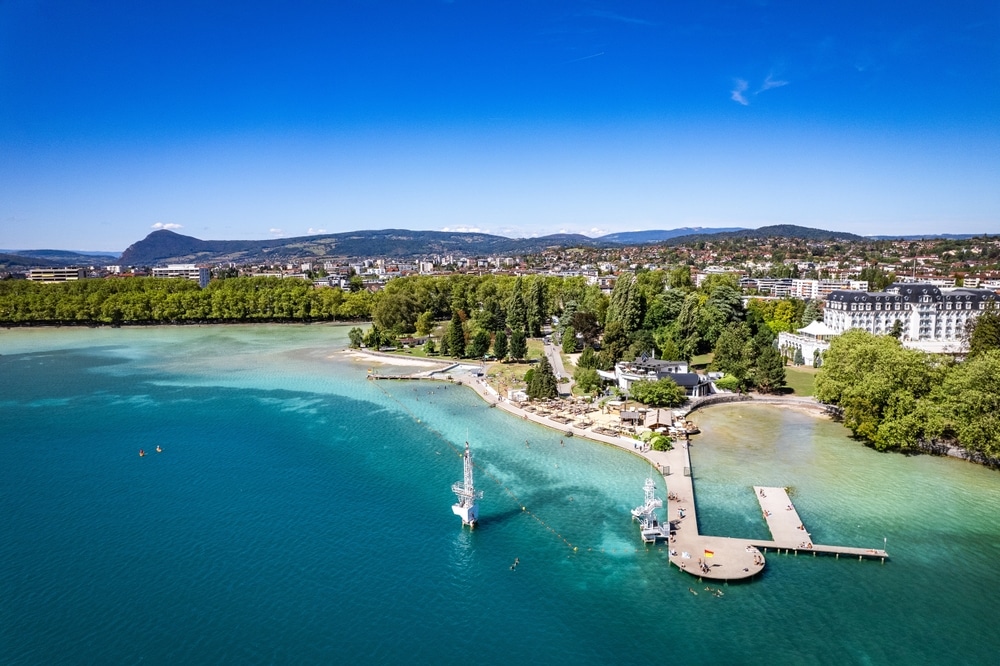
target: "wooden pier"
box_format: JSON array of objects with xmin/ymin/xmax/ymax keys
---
[{"xmin": 663, "ymin": 440, "xmax": 888, "ymax": 582}]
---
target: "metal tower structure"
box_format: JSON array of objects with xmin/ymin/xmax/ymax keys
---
[
  {"xmin": 452, "ymin": 442, "xmax": 483, "ymax": 527},
  {"xmin": 631, "ymin": 476, "xmax": 665, "ymax": 539}
]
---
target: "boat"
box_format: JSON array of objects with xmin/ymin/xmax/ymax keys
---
[{"xmin": 452, "ymin": 442, "xmax": 483, "ymax": 527}]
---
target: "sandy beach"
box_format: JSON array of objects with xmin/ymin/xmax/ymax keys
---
[{"xmin": 338, "ymin": 349, "xmax": 451, "ymax": 368}]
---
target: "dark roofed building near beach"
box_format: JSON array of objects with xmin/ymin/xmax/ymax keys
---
[{"xmin": 613, "ymin": 355, "xmax": 713, "ymax": 398}]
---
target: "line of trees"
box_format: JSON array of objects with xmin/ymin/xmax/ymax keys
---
[
  {"xmin": 0, "ymin": 277, "xmax": 371, "ymax": 324},
  {"xmin": 6, "ymin": 271, "xmax": 811, "ymax": 395}
]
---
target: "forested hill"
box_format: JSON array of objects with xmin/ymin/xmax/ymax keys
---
[
  {"xmin": 663, "ymin": 225, "xmax": 865, "ymax": 245},
  {"xmin": 118, "ymin": 225, "xmax": 864, "ymax": 265},
  {"xmin": 599, "ymin": 227, "xmax": 745, "ymax": 243},
  {"xmin": 117, "ymin": 229, "xmax": 604, "ymax": 265}
]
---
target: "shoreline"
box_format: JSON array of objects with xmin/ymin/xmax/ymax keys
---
[{"xmin": 339, "ymin": 348, "xmax": 453, "ymax": 369}]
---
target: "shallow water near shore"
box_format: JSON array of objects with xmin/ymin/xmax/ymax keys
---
[{"xmin": 3, "ymin": 325, "xmax": 999, "ymax": 664}]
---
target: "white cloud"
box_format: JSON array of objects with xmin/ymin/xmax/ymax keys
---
[
  {"xmin": 730, "ymin": 79, "xmax": 749, "ymax": 105},
  {"xmin": 441, "ymin": 226, "xmax": 489, "ymax": 234},
  {"xmin": 151, "ymin": 222, "xmax": 183, "ymax": 230},
  {"xmin": 756, "ymin": 74, "xmax": 789, "ymax": 93},
  {"xmin": 306, "ymin": 228, "xmax": 327, "ymax": 235},
  {"xmin": 269, "ymin": 228, "xmax": 284, "ymax": 236}
]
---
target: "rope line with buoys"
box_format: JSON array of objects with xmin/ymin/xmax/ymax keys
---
[{"xmin": 369, "ymin": 379, "xmax": 624, "ymax": 554}]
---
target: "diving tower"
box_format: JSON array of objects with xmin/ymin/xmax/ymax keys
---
[
  {"xmin": 632, "ymin": 476, "xmax": 668, "ymax": 543},
  {"xmin": 452, "ymin": 442, "xmax": 483, "ymax": 528}
]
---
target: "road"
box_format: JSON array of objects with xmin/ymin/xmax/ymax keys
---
[{"xmin": 543, "ymin": 340, "xmax": 574, "ymax": 396}]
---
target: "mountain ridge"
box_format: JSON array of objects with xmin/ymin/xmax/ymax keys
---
[{"xmin": 115, "ymin": 225, "xmax": 867, "ymax": 265}]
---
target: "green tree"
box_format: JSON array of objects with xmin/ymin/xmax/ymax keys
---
[
  {"xmin": 934, "ymin": 350, "xmax": 1000, "ymax": 456},
  {"xmin": 506, "ymin": 277, "xmax": 527, "ymax": 332},
  {"xmin": 966, "ymin": 306, "xmax": 1000, "ymax": 359},
  {"xmin": 527, "ymin": 355, "xmax": 559, "ymax": 400},
  {"xmin": 675, "ymin": 292, "xmax": 703, "ymax": 361},
  {"xmin": 712, "ymin": 322, "xmax": 753, "ymax": 390},
  {"xmin": 509, "ymin": 329, "xmax": 527, "ymax": 361},
  {"xmin": 753, "ymin": 346, "xmax": 787, "ymax": 393},
  {"xmin": 600, "ymin": 320, "xmax": 629, "ymax": 362},
  {"xmin": 815, "ymin": 330, "xmax": 946, "ymax": 449},
  {"xmin": 424, "ymin": 338, "xmax": 436, "ymax": 355},
  {"xmin": 801, "ymin": 300, "xmax": 821, "ymax": 326},
  {"xmin": 667, "ymin": 266, "xmax": 693, "ymax": 290},
  {"xmin": 526, "ymin": 278, "xmax": 546, "ymax": 337},
  {"xmin": 573, "ymin": 367, "xmax": 602, "ymax": 394},
  {"xmin": 416, "ymin": 310, "xmax": 435, "ymax": 336},
  {"xmin": 561, "ymin": 325, "xmax": 577, "ymax": 353},
  {"xmin": 629, "ymin": 377, "xmax": 687, "ymax": 407},
  {"xmin": 467, "ymin": 329, "xmax": 492, "ymax": 358},
  {"xmin": 576, "ymin": 346, "xmax": 597, "ymax": 369},
  {"xmin": 493, "ymin": 330, "xmax": 508, "ymax": 360},
  {"xmin": 607, "ymin": 273, "xmax": 642, "ymax": 336},
  {"xmin": 372, "ymin": 290, "xmax": 420, "ymax": 333},
  {"xmin": 570, "ymin": 310, "xmax": 600, "ymax": 346},
  {"xmin": 446, "ymin": 311, "xmax": 466, "ymax": 358},
  {"xmin": 364, "ymin": 325, "xmax": 384, "ymax": 349},
  {"xmin": 793, "ymin": 347, "xmax": 805, "ymax": 365},
  {"xmin": 348, "ymin": 327, "xmax": 364, "ymax": 348},
  {"xmin": 698, "ymin": 284, "xmax": 745, "ymax": 346}
]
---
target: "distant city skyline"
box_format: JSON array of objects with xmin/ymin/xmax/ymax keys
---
[{"xmin": 2, "ymin": 1, "xmax": 998, "ymax": 251}]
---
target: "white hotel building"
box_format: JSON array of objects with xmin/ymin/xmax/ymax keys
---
[{"xmin": 779, "ymin": 283, "xmax": 997, "ymax": 357}]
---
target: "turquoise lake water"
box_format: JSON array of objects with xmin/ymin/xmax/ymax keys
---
[{"xmin": 3, "ymin": 324, "xmax": 1000, "ymax": 664}]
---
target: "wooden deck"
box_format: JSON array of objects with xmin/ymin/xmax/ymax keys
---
[
  {"xmin": 751, "ymin": 486, "xmax": 888, "ymax": 560},
  {"xmin": 663, "ymin": 441, "xmax": 888, "ymax": 582}
]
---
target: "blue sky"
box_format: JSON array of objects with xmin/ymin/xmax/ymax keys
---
[{"xmin": 2, "ymin": 0, "xmax": 998, "ymax": 251}]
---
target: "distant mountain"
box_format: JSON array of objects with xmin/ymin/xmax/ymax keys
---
[
  {"xmin": 0, "ymin": 253, "xmax": 63, "ymax": 270},
  {"xmin": 663, "ymin": 224, "xmax": 865, "ymax": 244},
  {"xmin": 0, "ymin": 249, "xmax": 118, "ymax": 269},
  {"xmin": 116, "ymin": 224, "xmax": 871, "ymax": 265},
  {"xmin": 867, "ymin": 234, "xmax": 985, "ymax": 241},
  {"xmin": 598, "ymin": 227, "xmax": 745, "ymax": 244},
  {"xmin": 118, "ymin": 229, "xmax": 607, "ymax": 265}
]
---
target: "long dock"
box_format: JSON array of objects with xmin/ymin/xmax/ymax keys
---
[{"xmin": 660, "ymin": 435, "xmax": 887, "ymax": 581}]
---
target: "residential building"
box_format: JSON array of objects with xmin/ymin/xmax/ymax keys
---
[
  {"xmin": 152, "ymin": 264, "xmax": 210, "ymax": 288},
  {"xmin": 27, "ymin": 268, "xmax": 86, "ymax": 282},
  {"xmin": 608, "ymin": 357, "xmax": 713, "ymax": 397}
]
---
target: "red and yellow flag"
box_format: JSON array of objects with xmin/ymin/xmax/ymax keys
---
[{"xmin": 704, "ymin": 549, "xmax": 714, "ymax": 558}]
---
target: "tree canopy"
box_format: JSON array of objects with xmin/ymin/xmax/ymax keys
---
[{"xmin": 628, "ymin": 377, "xmax": 687, "ymax": 408}]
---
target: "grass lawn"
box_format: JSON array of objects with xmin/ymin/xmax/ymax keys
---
[
  {"xmin": 691, "ymin": 352, "xmax": 714, "ymax": 370},
  {"xmin": 783, "ymin": 365, "xmax": 818, "ymax": 396}
]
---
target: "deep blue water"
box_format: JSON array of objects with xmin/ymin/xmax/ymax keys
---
[{"xmin": 3, "ymin": 325, "xmax": 1000, "ymax": 664}]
